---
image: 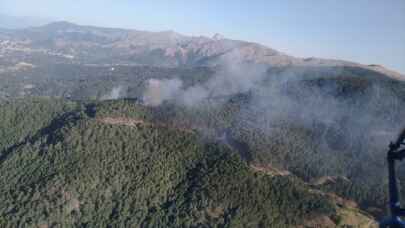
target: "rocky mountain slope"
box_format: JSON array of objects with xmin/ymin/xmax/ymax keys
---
[{"xmin": 0, "ymin": 21, "xmax": 403, "ymax": 81}]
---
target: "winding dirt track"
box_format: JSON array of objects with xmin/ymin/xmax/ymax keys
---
[
  {"xmin": 98, "ymin": 117, "xmax": 147, "ymax": 126},
  {"xmin": 97, "ymin": 117, "xmax": 195, "ymax": 134}
]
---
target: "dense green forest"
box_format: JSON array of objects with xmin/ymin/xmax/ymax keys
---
[
  {"xmin": 0, "ymin": 98, "xmax": 375, "ymax": 227},
  {"xmin": 1, "ymin": 61, "xmax": 404, "ymax": 227},
  {"xmin": 1, "ymin": 20, "xmax": 404, "ymax": 227},
  {"xmin": 0, "ymin": 98, "xmax": 79, "ymax": 155}
]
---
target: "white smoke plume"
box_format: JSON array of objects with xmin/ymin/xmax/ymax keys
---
[
  {"xmin": 140, "ymin": 49, "xmax": 404, "ymax": 158},
  {"xmin": 138, "ymin": 52, "xmax": 405, "ymax": 208},
  {"xmin": 101, "ymin": 86, "xmax": 124, "ymax": 100},
  {"xmin": 143, "ymin": 78, "xmax": 183, "ymax": 106},
  {"xmin": 142, "ymin": 62, "xmax": 267, "ymax": 107}
]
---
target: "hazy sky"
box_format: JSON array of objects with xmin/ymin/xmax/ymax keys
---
[{"xmin": 1, "ymin": 0, "xmax": 405, "ymax": 73}]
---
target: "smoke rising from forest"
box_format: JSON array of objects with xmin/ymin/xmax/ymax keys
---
[
  {"xmin": 141, "ymin": 57, "xmax": 405, "ymax": 185},
  {"xmin": 101, "ymin": 86, "xmax": 125, "ymax": 100}
]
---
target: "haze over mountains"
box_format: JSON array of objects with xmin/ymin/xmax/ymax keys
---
[
  {"xmin": 0, "ymin": 14, "xmax": 51, "ymax": 29},
  {"xmin": 0, "ymin": 21, "xmax": 403, "ymax": 80},
  {"xmin": 0, "ymin": 21, "xmax": 404, "ymax": 227}
]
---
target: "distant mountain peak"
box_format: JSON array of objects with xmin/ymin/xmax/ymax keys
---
[
  {"xmin": 41, "ymin": 21, "xmax": 79, "ymax": 30},
  {"xmin": 5, "ymin": 20, "xmax": 404, "ymax": 79},
  {"xmin": 212, "ymin": 33, "xmax": 225, "ymax": 40},
  {"xmin": 366, "ymin": 64, "xmax": 405, "ymax": 81}
]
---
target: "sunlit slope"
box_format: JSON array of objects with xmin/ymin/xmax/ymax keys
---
[
  {"xmin": 0, "ymin": 98, "xmax": 79, "ymax": 155},
  {"xmin": 0, "ymin": 99, "xmax": 375, "ymax": 227}
]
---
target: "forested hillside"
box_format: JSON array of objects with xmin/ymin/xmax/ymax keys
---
[
  {"xmin": 1, "ymin": 20, "xmax": 404, "ymax": 227},
  {"xmin": 0, "ymin": 98, "xmax": 376, "ymax": 227}
]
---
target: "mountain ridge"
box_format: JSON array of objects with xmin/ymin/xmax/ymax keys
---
[{"xmin": 1, "ymin": 20, "xmax": 403, "ymax": 80}]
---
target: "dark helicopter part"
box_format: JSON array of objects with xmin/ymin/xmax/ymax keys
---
[{"xmin": 380, "ymin": 128, "xmax": 405, "ymax": 228}]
